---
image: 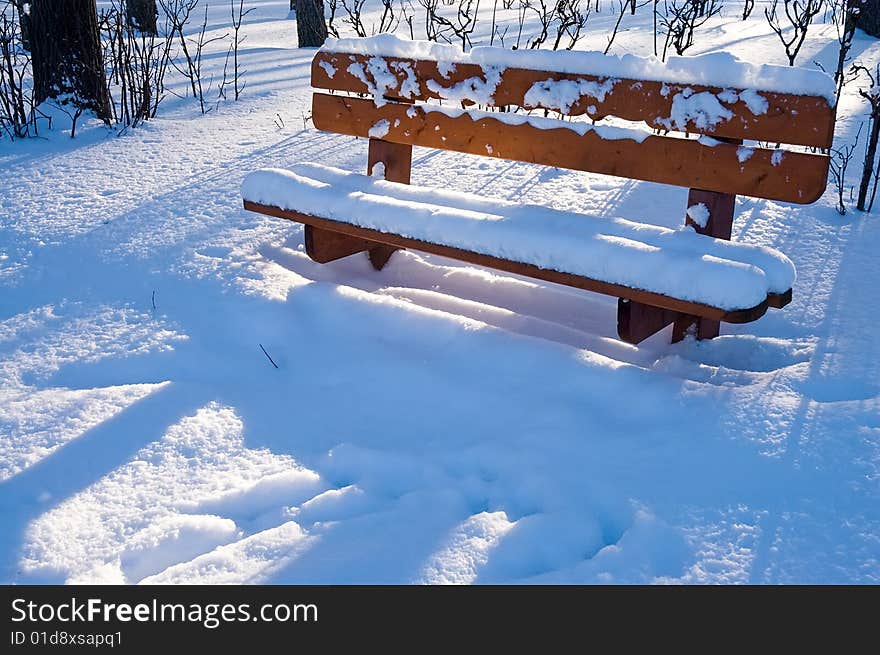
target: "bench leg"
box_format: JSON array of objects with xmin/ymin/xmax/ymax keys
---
[
  {"xmin": 618, "ymin": 300, "xmax": 722, "ymax": 345},
  {"xmin": 304, "ymin": 225, "xmax": 373, "ymax": 263},
  {"xmin": 618, "ymin": 299, "xmax": 682, "ymax": 344},
  {"xmin": 669, "ymin": 314, "xmax": 721, "ymax": 343},
  {"xmin": 368, "ymin": 245, "xmax": 397, "ymax": 271}
]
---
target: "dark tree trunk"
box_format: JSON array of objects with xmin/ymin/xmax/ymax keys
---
[
  {"xmin": 293, "ymin": 0, "xmax": 327, "ymax": 47},
  {"xmin": 29, "ymin": 0, "xmax": 112, "ymax": 123},
  {"xmin": 13, "ymin": 1, "xmax": 30, "ymax": 50},
  {"xmin": 126, "ymin": 0, "xmax": 158, "ymax": 35},
  {"xmin": 857, "ymin": 0, "xmax": 880, "ymax": 37},
  {"xmin": 857, "ymin": 110, "xmax": 879, "ymax": 210}
]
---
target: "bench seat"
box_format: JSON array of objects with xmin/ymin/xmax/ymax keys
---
[{"xmin": 242, "ymin": 163, "xmax": 794, "ymax": 323}]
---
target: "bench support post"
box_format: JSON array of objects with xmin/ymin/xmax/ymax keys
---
[
  {"xmin": 302, "ymin": 138, "xmax": 413, "ymax": 269},
  {"xmin": 619, "ymin": 135, "xmax": 740, "ymax": 345},
  {"xmin": 673, "ymin": 186, "xmax": 737, "ymax": 342},
  {"xmin": 366, "ymin": 138, "xmax": 413, "ymax": 270}
]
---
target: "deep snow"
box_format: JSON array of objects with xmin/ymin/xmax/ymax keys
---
[{"xmin": 0, "ymin": 1, "xmax": 878, "ymax": 584}]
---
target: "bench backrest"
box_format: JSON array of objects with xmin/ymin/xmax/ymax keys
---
[{"xmin": 309, "ymin": 37, "xmax": 836, "ymax": 205}]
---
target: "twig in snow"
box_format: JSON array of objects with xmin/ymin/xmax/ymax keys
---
[{"xmin": 259, "ymin": 343, "xmax": 279, "ymax": 368}]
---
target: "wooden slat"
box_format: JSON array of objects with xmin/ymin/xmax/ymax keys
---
[
  {"xmin": 244, "ymin": 199, "xmax": 780, "ymax": 324},
  {"xmin": 312, "ymin": 52, "xmax": 835, "ymax": 148},
  {"xmin": 312, "ymin": 93, "xmax": 830, "ymax": 204}
]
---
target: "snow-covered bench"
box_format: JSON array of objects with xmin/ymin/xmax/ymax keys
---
[{"xmin": 242, "ymin": 35, "xmax": 836, "ymax": 343}]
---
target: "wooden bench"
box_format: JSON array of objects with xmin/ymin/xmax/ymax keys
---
[{"xmin": 242, "ymin": 36, "xmax": 836, "ymax": 344}]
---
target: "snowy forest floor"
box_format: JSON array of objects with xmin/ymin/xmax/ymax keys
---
[{"xmin": 1, "ymin": 1, "xmax": 879, "ymax": 583}]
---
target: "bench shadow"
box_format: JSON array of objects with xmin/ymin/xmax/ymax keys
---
[
  {"xmin": 258, "ymin": 242, "xmax": 654, "ymax": 360},
  {"xmin": 0, "ymin": 382, "xmax": 208, "ymax": 581},
  {"xmin": 728, "ymin": 205, "xmax": 880, "ymax": 580}
]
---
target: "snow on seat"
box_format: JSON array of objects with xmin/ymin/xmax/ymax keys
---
[{"xmin": 242, "ymin": 163, "xmax": 794, "ymax": 316}]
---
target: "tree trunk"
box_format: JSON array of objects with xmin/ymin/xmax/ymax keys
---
[
  {"xmin": 857, "ymin": 110, "xmax": 879, "ymax": 211},
  {"xmin": 857, "ymin": 0, "xmax": 880, "ymax": 37},
  {"xmin": 29, "ymin": 0, "xmax": 112, "ymax": 123},
  {"xmin": 13, "ymin": 1, "xmax": 30, "ymax": 50},
  {"xmin": 126, "ymin": 0, "xmax": 157, "ymax": 35},
  {"xmin": 293, "ymin": 0, "xmax": 327, "ymax": 47}
]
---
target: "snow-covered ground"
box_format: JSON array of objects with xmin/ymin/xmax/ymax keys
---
[{"xmin": 1, "ymin": 1, "xmax": 878, "ymax": 584}]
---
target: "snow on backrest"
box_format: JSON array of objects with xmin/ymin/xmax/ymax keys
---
[
  {"xmin": 313, "ymin": 34, "xmax": 835, "ymax": 149},
  {"xmin": 309, "ymin": 36, "xmax": 835, "ymax": 204}
]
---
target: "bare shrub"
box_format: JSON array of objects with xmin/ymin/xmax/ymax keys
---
[
  {"xmin": 553, "ymin": 0, "xmax": 590, "ymax": 49},
  {"xmin": 420, "ymin": 0, "xmax": 480, "ymax": 49},
  {"xmin": 340, "ymin": 0, "xmax": 367, "ymax": 36},
  {"xmin": 375, "ymin": 0, "xmax": 399, "ymax": 33},
  {"xmin": 853, "ymin": 63, "xmax": 880, "ymax": 212},
  {"xmin": 605, "ymin": 0, "xmax": 649, "ymax": 54},
  {"xmin": 764, "ymin": 0, "xmax": 824, "ymax": 66},
  {"xmin": 0, "ymin": 1, "xmax": 42, "ymax": 139},
  {"xmin": 162, "ymin": 0, "xmax": 227, "ymax": 113},
  {"xmin": 100, "ymin": 0, "xmax": 175, "ymax": 129},
  {"xmin": 160, "ymin": 0, "xmax": 197, "ymax": 96},
  {"xmin": 326, "ymin": 0, "xmax": 339, "ymax": 37},
  {"xmin": 219, "ymin": 0, "xmax": 254, "ymax": 101},
  {"xmin": 829, "ymin": 123, "xmax": 861, "ymax": 215},
  {"xmin": 829, "ymin": 0, "xmax": 858, "ymax": 98},
  {"xmin": 660, "ymin": 0, "xmax": 722, "ymax": 60},
  {"xmin": 522, "ymin": 0, "xmax": 591, "ymax": 50},
  {"xmin": 401, "ymin": 0, "xmax": 416, "ymax": 38}
]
